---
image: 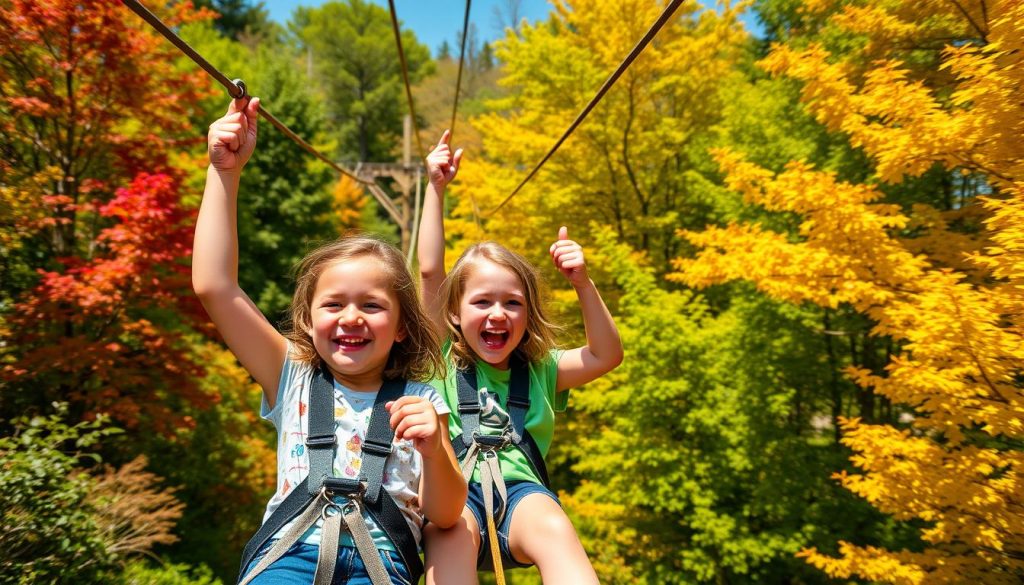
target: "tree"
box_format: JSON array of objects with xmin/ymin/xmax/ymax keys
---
[
  {"xmin": 193, "ymin": 0, "xmax": 275, "ymax": 41},
  {"xmin": 0, "ymin": 0, "xmax": 210, "ymax": 278},
  {"xmin": 1, "ymin": 173, "xmax": 209, "ymax": 430},
  {"xmin": 437, "ymin": 39, "xmax": 453, "ymax": 60},
  {"xmin": 181, "ymin": 21, "xmax": 341, "ymax": 319},
  {"xmin": 449, "ymin": 0, "xmax": 751, "ymax": 272},
  {"xmin": 292, "ymin": 0, "xmax": 433, "ymax": 163},
  {"xmin": 546, "ymin": 228, "xmax": 884, "ymax": 583},
  {"xmin": 0, "ymin": 0, "xmax": 214, "ymax": 425},
  {"xmin": 675, "ymin": 1, "xmax": 1024, "ymax": 581}
]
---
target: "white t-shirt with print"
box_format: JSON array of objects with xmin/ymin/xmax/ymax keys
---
[{"xmin": 259, "ymin": 352, "xmax": 449, "ymax": 550}]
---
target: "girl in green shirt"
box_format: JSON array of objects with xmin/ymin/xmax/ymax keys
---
[{"xmin": 418, "ymin": 131, "xmax": 624, "ymax": 584}]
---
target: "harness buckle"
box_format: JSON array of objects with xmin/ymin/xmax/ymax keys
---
[
  {"xmin": 457, "ymin": 400, "xmax": 480, "ymax": 414},
  {"xmin": 472, "ymin": 432, "xmax": 510, "ymax": 450},
  {"xmin": 306, "ymin": 433, "xmax": 336, "ymax": 449},
  {"xmin": 322, "ymin": 477, "xmax": 364, "ymax": 498},
  {"xmin": 506, "ymin": 395, "xmax": 530, "ymax": 409},
  {"xmin": 361, "ymin": 439, "xmax": 393, "ymax": 457}
]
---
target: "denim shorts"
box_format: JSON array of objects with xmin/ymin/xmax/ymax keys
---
[
  {"xmin": 466, "ymin": 479, "xmax": 561, "ymax": 569},
  {"xmin": 240, "ymin": 541, "xmax": 413, "ymax": 585}
]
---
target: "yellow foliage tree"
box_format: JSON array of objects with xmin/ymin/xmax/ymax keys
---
[
  {"xmin": 452, "ymin": 0, "xmax": 751, "ymax": 269},
  {"xmin": 673, "ymin": 0, "xmax": 1024, "ymax": 582}
]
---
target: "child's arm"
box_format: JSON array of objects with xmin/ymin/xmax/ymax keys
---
[
  {"xmin": 388, "ymin": 396, "xmax": 467, "ymax": 528},
  {"xmin": 193, "ymin": 97, "xmax": 287, "ymax": 404},
  {"xmin": 550, "ymin": 226, "xmax": 624, "ymax": 391},
  {"xmin": 417, "ymin": 131, "xmax": 463, "ymax": 332}
]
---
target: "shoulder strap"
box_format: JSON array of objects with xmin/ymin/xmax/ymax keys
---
[
  {"xmin": 506, "ymin": 356, "xmax": 530, "ymax": 443},
  {"xmin": 360, "ymin": 378, "xmax": 405, "ymax": 505},
  {"xmin": 454, "ymin": 366, "xmax": 482, "ymax": 456},
  {"xmin": 506, "ymin": 356, "xmax": 551, "ymax": 487},
  {"xmin": 306, "ymin": 363, "xmax": 338, "ymax": 496},
  {"xmin": 360, "ymin": 378, "xmax": 424, "ymax": 582}
]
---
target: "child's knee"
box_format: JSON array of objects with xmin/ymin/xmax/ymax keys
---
[
  {"xmin": 535, "ymin": 509, "xmax": 578, "ymax": 543},
  {"xmin": 424, "ymin": 513, "xmax": 480, "ymax": 551},
  {"xmin": 511, "ymin": 495, "xmax": 579, "ymax": 547}
]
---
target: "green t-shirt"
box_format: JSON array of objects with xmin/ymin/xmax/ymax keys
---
[{"xmin": 431, "ymin": 347, "xmax": 569, "ymax": 484}]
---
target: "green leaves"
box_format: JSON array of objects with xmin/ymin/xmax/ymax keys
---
[{"xmin": 0, "ymin": 405, "xmax": 118, "ymax": 583}]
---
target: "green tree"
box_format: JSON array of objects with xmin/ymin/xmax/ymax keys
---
[
  {"xmin": 194, "ymin": 0, "xmax": 276, "ymax": 41},
  {"xmin": 437, "ymin": 39, "xmax": 452, "ymax": 60},
  {"xmin": 182, "ymin": 22, "xmax": 339, "ymax": 319},
  {"xmin": 292, "ymin": 0, "xmax": 433, "ymax": 162},
  {"xmin": 558, "ymin": 229, "xmax": 895, "ymax": 583}
]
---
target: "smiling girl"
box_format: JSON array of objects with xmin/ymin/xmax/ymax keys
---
[
  {"xmin": 417, "ymin": 132, "xmax": 623, "ymax": 584},
  {"xmin": 194, "ymin": 97, "xmax": 466, "ymax": 585}
]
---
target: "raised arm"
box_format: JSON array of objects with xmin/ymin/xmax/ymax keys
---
[
  {"xmin": 417, "ymin": 131, "xmax": 462, "ymax": 333},
  {"xmin": 192, "ymin": 97, "xmax": 287, "ymax": 404},
  {"xmin": 550, "ymin": 226, "xmax": 624, "ymax": 391}
]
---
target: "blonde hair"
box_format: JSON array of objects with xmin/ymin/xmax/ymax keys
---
[
  {"xmin": 282, "ymin": 235, "xmax": 444, "ymax": 382},
  {"xmin": 439, "ymin": 242, "xmax": 560, "ymax": 369}
]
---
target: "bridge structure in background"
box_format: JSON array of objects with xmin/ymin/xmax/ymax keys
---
[{"xmin": 349, "ymin": 115, "xmax": 424, "ymax": 260}]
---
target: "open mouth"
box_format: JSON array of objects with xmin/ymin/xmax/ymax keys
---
[
  {"xmin": 335, "ymin": 335, "xmax": 370, "ymax": 351},
  {"xmin": 480, "ymin": 329, "xmax": 509, "ymax": 350}
]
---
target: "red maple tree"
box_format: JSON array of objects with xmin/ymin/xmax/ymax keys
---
[{"xmin": 1, "ymin": 0, "xmax": 218, "ymax": 430}]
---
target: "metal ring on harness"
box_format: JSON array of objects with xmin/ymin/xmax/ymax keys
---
[{"xmin": 321, "ymin": 502, "xmax": 341, "ymax": 521}]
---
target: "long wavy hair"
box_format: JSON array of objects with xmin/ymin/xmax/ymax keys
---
[
  {"xmin": 281, "ymin": 235, "xmax": 444, "ymax": 382},
  {"xmin": 439, "ymin": 242, "xmax": 560, "ymax": 370}
]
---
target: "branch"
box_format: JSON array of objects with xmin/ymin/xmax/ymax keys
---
[{"xmin": 945, "ymin": 0, "xmax": 988, "ymax": 43}]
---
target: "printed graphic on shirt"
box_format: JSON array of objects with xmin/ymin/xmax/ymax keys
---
[{"xmin": 478, "ymin": 387, "xmax": 511, "ymax": 435}]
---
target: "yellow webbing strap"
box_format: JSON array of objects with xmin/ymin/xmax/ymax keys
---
[{"xmin": 480, "ymin": 453, "xmax": 507, "ymax": 585}]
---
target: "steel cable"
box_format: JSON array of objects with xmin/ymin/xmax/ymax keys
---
[
  {"xmin": 121, "ymin": 0, "xmax": 372, "ymax": 187},
  {"xmin": 486, "ymin": 0, "xmax": 686, "ymax": 216}
]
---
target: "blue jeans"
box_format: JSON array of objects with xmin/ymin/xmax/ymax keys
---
[
  {"xmin": 240, "ymin": 541, "xmax": 414, "ymax": 585},
  {"xmin": 465, "ymin": 480, "xmax": 561, "ymax": 569}
]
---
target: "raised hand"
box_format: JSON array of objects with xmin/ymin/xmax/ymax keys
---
[
  {"xmin": 549, "ymin": 226, "xmax": 590, "ymax": 286},
  {"xmin": 208, "ymin": 97, "xmax": 260, "ymax": 173},
  {"xmin": 425, "ymin": 130, "xmax": 463, "ymax": 189},
  {"xmin": 387, "ymin": 396, "xmax": 443, "ymax": 458}
]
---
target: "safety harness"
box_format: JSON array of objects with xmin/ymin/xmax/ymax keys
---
[
  {"xmin": 453, "ymin": 355, "xmax": 549, "ymax": 583},
  {"xmin": 237, "ymin": 366, "xmax": 424, "ymax": 585}
]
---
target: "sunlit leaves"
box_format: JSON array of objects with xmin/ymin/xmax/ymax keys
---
[{"xmin": 678, "ymin": 1, "xmax": 1024, "ymax": 581}]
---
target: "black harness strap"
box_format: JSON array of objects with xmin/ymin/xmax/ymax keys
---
[
  {"xmin": 237, "ymin": 365, "xmax": 423, "ymax": 583},
  {"xmin": 453, "ymin": 356, "xmax": 550, "ymax": 488},
  {"xmin": 305, "ymin": 364, "xmax": 337, "ymax": 496}
]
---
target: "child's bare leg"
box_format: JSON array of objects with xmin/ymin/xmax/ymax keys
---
[
  {"xmin": 507, "ymin": 493, "xmax": 599, "ymax": 584},
  {"xmin": 424, "ymin": 507, "xmax": 481, "ymax": 585}
]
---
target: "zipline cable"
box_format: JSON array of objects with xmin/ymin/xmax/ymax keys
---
[
  {"xmin": 450, "ymin": 0, "xmax": 483, "ymax": 231},
  {"xmin": 388, "ymin": 0, "xmax": 427, "ymax": 161},
  {"xmin": 120, "ymin": 0, "xmax": 372, "ymax": 188},
  {"xmin": 487, "ymin": 0, "xmax": 686, "ymax": 216},
  {"xmin": 450, "ymin": 0, "xmax": 473, "ymax": 139}
]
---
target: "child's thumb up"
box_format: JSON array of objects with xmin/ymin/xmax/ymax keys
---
[{"xmin": 558, "ymin": 226, "xmax": 569, "ymax": 241}]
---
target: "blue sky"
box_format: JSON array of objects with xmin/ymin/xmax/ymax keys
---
[{"xmin": 264, "ymin": 1, "xmax": 763, "ymax": 56}]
